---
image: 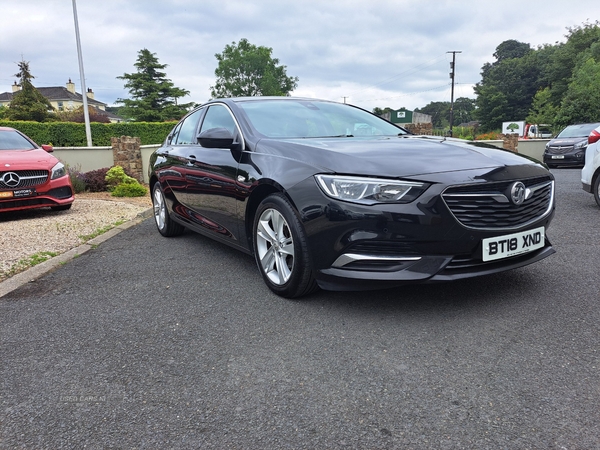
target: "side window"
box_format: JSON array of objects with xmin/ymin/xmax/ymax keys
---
[
  {"xmin": 174, "ymin": 109, "xmax": 203, "ymax": 145},
  {"xmin": 199, "ymin": 105, "xmax": 237, "ymax": 134},
  {"xmin": 168, "ymin": 122, "xmax": 183, "ymax": 145}
]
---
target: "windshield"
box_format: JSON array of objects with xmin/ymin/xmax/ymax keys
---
[
  {"xmin": 0, "ymin": 130, "xmax": 37, "ymax": 150},
  {"xmin": 556, "ymin": 123, "xmax": 600, "ymax": 138},
  {"xmin": 237, "ymin": 99, "xmax": 406, "ymax": 138}
]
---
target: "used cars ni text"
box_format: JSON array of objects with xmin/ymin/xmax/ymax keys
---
[
  {"xmin": 543, "ymin": 122, "xmax": 600, "ymax": 168},
  {"xmin": 149, "ymin": 97, "xmax": 555, "ymax": 298},
  {"xmin": 581, "ymin": 124, "xmax": 600, "ymax": 207},
  {"xmin": 0, "ymin": 127, "xmax": 74, "ymax": 213}
]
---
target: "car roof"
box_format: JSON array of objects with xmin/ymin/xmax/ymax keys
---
[{"xmin": 210, "ymin": 96, "xmax": 339, "ymax": 105}]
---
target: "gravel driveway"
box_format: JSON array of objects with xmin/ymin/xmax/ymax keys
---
[{"xmin": 0, "ymin": 193, "xmax": 152, "ymax": 281}]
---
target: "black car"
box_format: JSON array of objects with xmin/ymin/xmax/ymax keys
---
[
  {"xmin": 149, "ymin": 97, "xmax": 555, "ymax": 298},
  {"xmin": 543, "ymin": 122, "xmax": 600, "ymax": 168}
]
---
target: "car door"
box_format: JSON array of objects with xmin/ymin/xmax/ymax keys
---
[
  {"xmin": 182, "ymin": 104, "xmax": 242, "ymax": 243},
  {"xmin": 158, "ymin": 108, "xmax": 204, "ymax": 205}
]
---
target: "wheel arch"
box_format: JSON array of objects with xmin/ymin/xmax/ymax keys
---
[{"xmin": 244, "ymin": 181, "xmax": 299, "ymax": 251}]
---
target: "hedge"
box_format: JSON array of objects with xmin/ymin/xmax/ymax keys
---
[{"xmin": 0, "ymin": 120, "xmax": 175, "ymax": 146}]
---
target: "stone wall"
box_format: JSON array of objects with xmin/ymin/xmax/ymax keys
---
[
  {"xmin": 403, "ymin": 123, "xmax": 433, "ymax": 135},
  {"xmin": 499, "ymin": 134, "xmax": 519, "ymax": 152},
  {"xmin": 111, "ymin": 136, "xmax": 143, "ymax": 182}
]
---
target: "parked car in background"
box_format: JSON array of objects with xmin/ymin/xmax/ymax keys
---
[
  {"xmin": 0, "ymin": 127, "xmax": 74, "ymax": 213},
  {"xmin": 543, "ymin": 122, "xmax": 600, "ymax": 168},
  {"xmin": 581, "ymin": 124, "xmax": 600, "ymax": 207},
  {"xmin": 525, "ymin": 124, "xmax": 553, "ymax": 139},
  {"xmin": 149, "ymin": 97, "xmax": 556, "ymax": 298}
]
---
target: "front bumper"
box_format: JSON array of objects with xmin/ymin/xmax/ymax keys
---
[
  {"xmin": 0, "ymin": 183, "xmax": 74, "ymax": 213},
  {"xmin": 543, "ymin": 151, "xmax": 586, "ymax": 166},
  {"xmin": 288, "ymin": 167, "xmax": 556, "ymax": 291},
  {"xmin": 316, "ymin": 241, "xmax": 555, "ymax": 291}
]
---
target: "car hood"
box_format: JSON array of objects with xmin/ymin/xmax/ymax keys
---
[
  {"xmin": 547, "ymin": 137, "xmax": 587, "ymax": 146},
  {"xmin": 256, "ymin": 135, "xmax": 540, "ymax": 178},
  {"xmin": 0, "ymin": 149, "xmax": 58, "ymax": 170}
]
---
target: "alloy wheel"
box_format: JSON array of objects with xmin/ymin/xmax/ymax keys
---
[
  {"xmin": 153, "ymin": 186, "xmax": 166, "ymax": 231},
  {"xmin": 256, "ymin": 208, "xmax": 295, "ymax": 285}
]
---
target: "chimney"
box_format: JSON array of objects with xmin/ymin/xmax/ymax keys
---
[
  {"xmin": 12, "ymin": 81, "xmax": 20, "ymax": 92},
  {"xmin": 66, "ymin": 78, "xmax": 76, "ymax": 93},
  {"xmin": 86, "ymin": 87, "xmax": 94, "ymax": 100}
]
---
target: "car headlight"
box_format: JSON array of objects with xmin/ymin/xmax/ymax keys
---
[
  {"xmin": 315, "ymin": 175, "xmax": 428, "ymax": 205},
  {"xmin": 574, "ymin": 140, "xmax": 588, "ymax": 150},
  {"xmin": 51, "ymin": 162, "xmax": 67, "ymax": 180}
]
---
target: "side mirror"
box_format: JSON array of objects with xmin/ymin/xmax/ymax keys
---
[
  {"xmin": 197, "ymin": 127, "xmax": 235, "ymax": 149},
  {"xmin": 41, "ymin": 144, "xmax": 53, "ymax": 152}
]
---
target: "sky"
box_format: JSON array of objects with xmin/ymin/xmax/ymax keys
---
[{"xmin": 1, "ymin": 0, "xmax": 598, "ymax": 113}]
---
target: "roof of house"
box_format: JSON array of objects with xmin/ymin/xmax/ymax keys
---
[{"xmin": 0, "ymin": 86, "xmax": 106, "ymax": 107}]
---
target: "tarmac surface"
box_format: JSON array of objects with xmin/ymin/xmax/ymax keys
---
[{"xmin": 1, "ymin": 168, "xmax": 599, "ymax": 449}]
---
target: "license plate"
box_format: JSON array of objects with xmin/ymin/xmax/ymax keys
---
[
  {"xmin": 551, "ymin": 155, "xmax": 565, "ymax": 159},
  {"xmin": 482, "ymin": 227, "xmax": 545, "ymax": 262},
  {"xmin": 0, "ymin": 189, "xmax": 36, "ymax": 199}
]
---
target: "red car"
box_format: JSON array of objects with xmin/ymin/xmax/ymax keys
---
[{"xmin": 0, "ymin": 127, "xmax": 74, "ymax": 213}]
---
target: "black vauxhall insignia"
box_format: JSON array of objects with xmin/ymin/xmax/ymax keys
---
[{"xmin": 148, "ymin": 97, "xmax": 555, "ymax": 298}]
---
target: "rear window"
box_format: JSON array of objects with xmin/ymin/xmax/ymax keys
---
[{"xmin": 0, "ymin": 130, "xmax": 37, "ymax": 150}]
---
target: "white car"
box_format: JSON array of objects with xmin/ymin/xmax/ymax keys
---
[{"xmin": 581, "ymin": 125, "xmax": 600, "ymax": 207}]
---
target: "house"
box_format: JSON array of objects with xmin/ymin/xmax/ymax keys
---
[
  {"xmin": 380, "ymin": 108, "xmax": 432, "ymax": 126},
  {"xmin": 379, "ymin": 108, "xmax": 433, "ymax": 135},
  {"xmin": 0, "ymin": 79, "xmax": 124, "ymax": 123}
]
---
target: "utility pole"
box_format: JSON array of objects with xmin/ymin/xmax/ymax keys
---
[
  {"xmin": 447, "ymin": 50, "xmax": 461, "ymax": 137},
  {"xmin": 72, "ymin": 0, "xmax": 92, "ymax": 147}
]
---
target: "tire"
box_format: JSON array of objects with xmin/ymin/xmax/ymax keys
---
[
  {"xmin": 593, "ymin": 175, "xmax": 600, "ymax": 208},
  {"xmin": 51, "ymin": 204, "xmax": 72, "ymax": 211},
  {"xmin": 253, "ymin": 193, "xmax": 318, "ymax": 298},
  {"xmin": 152, "ymin": 182, "xmax": 185, "ymax": 237}
]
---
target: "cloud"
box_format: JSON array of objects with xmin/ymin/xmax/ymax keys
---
[{"xmin": 1, "ymin": 0, "xmax": 596, "ymax": 112}]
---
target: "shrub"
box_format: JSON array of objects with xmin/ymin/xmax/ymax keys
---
[
  {"xmin": 70, "ymin": 170, "xmax": 87, "ymax": 194},
  {"xmin": 475, "ymin": 131, "xmax": 502, "ymax": 140},
  {"xmin": 63, "ymin": 163, "xmax": 86, "ymax": 194},
  {"xmin": 105, "ymin": 166, "xmax": 137, "ymax": 191},
  {"xmin": 83, "ymin": 167, "xmax": 111, "ymax": 192},
  {"xmin": 111, "ymin": 182, "xmax": 148, "ymax": 197},
  {"xmin": 0, "ymin": 120, "xmax": 174, "ymax": 146}
]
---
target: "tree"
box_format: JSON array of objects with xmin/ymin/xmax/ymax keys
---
[
  {"xmin": 544, "ymin": 22, "xmax": 600, "ymax": 105},
  {"xmin": 526, "ymin": 87, "xmax": 558, "ymax": 126},
  {"xmin": 372, "ymin": 106, "xmax": 394, "ymax": 116},
  {"xmin": 474, "ymin": 85, "xmax": 509, "ymax": 131},
  {"xmin": 116, "ymin": 49, "xmax": 193, "ymax": 122},
  {"xmin": 414, "ymin": 98, "xmax": 476, "ymax": 129},
  {"xmin": 6, "ymin": 60, "xmax": 54, "ymax": 122},
  {"xmin": 451, "ymin": 97, "xmax": 476, "ymax": 126},
  {"xmin": 415, "ymin": 101, "xmax": 450, "ymax": 128},
  {"xmin": 493, "ymin": 39, "xmax": 532, "ymax": 62},
  {"xmin": 210, "ymin": 38, "xmax": 298, "ymax": 98},
  {"xmin": 55, "ymin": 105, "xmax": 110, "ymax": 123},
  {"xmin": 555, "ymin": 57, "xmax": 600, "ymax": 126},
  {"xmin": 474, "ymin": 41, "xmax": 542, "ymax": 131}
]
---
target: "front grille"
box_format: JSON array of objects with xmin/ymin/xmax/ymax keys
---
[
  {"xmin": 442, "ymin": 176, "xmax": 554, "ymax": 230},
  {"xmin": 546, "ymin": 145, "xmax": 573, "ymax": 155},
  {"xmin": 0, "ymin": 170, "xmax": 48, "ymax": 189}
]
